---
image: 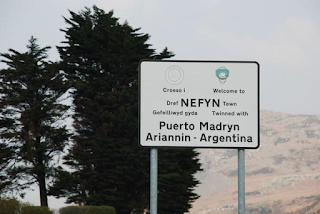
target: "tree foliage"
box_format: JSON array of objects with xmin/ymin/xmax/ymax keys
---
[
  {"xmin": 0, "ymin": 37, "xmax": 69, "ymax": 206},
  {"xmin": 46, "ymin": 6, "xmax": 201, "ymax": 214}
]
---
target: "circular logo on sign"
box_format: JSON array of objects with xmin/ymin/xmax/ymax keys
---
[
  {"xmin": 165, "ymin": 65, "xmax": 184, "ymax": 85},
  {"xmin": 216, "ymin": 66, "xmax": 230, "ymax": 84}
]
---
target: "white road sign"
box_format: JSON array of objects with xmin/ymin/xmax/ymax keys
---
[{"xmin": 139, "ymin": 60, "xmax": 259, "ymax": 148}]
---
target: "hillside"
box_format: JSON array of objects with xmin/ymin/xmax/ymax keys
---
[{"xmin": 188, "ymin": 110, "xmax": 320, "ymax": 214}]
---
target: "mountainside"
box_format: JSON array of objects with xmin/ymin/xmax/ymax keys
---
[{"xmin": 188, "ymin": 110, "xmax": 320, "ymax": 214}]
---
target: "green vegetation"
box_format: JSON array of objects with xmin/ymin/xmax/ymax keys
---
[
  {"xmin": 60, "ymin": 206, "xmax": 116, "ymax": 214},
  {"xmin": 260, "ymin": 128, "xmax": 277, "ymax": 136},
  {"xmin": 0, "ymin": 37, "xmax": 69, "ymax": 206},
  {"xmin": 304, "ymin": 116, "xmax": 320, "ymax": 125},
  {"xmin": 274, "ymin": 137, "xmax": 290, "ymax": 145},
  {"xmin": 305, "ymin": 130, "xmax": 317, "ymax": 138},
  {"xmin": 295, "ymin": 195, "xmax": 320, "ymax": 214},
  {"xmin": 0, "ymin": 198, "xmax": 53, "ymax": 214},
  {"xmin": 0, "ymin": 198, "xmax": 20, "ymax": 214},
  {"xmin": 297, "ymin": 140, "xmax": 311, "ymax": 144},
  {"xmin": 21, "ymin": 205, "xmax": 53, "ymax": 214},
  {"xmin": 0, "ymin": 5, "xmax": 201, "ymax": 213},
  {"xmin": 273, "ymin": 155, "xmax": 287, "ymax": 165},
  {"xmin": 227, "ymin": 169, "xmax": 238, "ymax": 177},
  {"xmin": 45, "ymin": 6, "xmax": 201, "ymax": 214},
  {"xmin": 247, "ymin": 167, "xmax": 274, "ymax": 176},
  {"xmin": 245, "ymin": 201, "xmax": 283, "ymax": 214},
  {"xmin": 247, "ymin": 206, "xmax": 272, "ymax": 214},
  {"xmin": 224, "ymin": 150, "xmax": 237, "ymax": 158}
]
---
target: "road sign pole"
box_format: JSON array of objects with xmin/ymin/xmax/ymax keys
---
[
  {"xmin": 238, "ymin": 149, "xmax": 245, "ymax": 214},
  {"xmin": 150, "ymin": 148, "xmax": 158, "ymax": 214}
]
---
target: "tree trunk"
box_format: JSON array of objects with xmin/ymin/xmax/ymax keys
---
[
  {"xmin": 36, "ymin": 136, "xmax": 48, "ymax": 207},
  {"xmin": 38, "ymin": 171, "xmax": 48, "ymax": 207}
]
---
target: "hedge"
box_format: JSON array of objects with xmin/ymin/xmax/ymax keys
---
[
  {"xmin": 0, "ymin": 198, "xmax": 20, "ymax": 214},
  {"xmin": 21, "ymin": 205, "xmax": 53, "ymax": 214},
  {"xmin": 0, "ymin": 198, "xmax": 53, "ymax": 214},
  {"xmin": 60, "ymin": 205, "xmax": 116, "ymax": 214}
]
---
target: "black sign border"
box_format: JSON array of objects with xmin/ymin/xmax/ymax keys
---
[{"xmin": 139, "ymin": 60, "xmax": 260, "ymax": 149}]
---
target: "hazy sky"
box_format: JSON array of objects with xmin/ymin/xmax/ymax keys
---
[{"xmin": 1, "ymin": 0, "xmax": 320, "ymax": 209}]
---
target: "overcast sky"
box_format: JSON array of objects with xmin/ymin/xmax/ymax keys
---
[{"xmin": 1, "ymin": 0, "xmax": 320, "ymax": 210}]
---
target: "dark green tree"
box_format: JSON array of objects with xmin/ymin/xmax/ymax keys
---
[
  {"xmin": 158, "ymin": 149, "xmax": 201, "ymax": 213},
  {"xmin": 0, "ymin": 37, "xmax": 69, "ymax": 206},
  {"xmin": 0, "ymin": 140, "xmax": 14, "ymax": 193},
  {"xmin": 49, "ymin": 6, "xmax": 201, "ymax": 214}
]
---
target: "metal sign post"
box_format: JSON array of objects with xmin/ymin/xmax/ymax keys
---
[
  {"xmin": 238, "ymin": 149, "xmax": 245, "ymax": 214},
  {"xmin": 150, "ymin": 148, "xmax": 158, "ymax": 214}
]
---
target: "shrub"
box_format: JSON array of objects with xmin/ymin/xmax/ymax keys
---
[
  {"xmin": 273, "ymin": 155, "xmax": 287, "ymax": 165},
  {"xmin": 0, "ymin": 198, "xmax": 54, "ymax": 214},
  {"xmin": 227, "ymin": 169, "xmax": 238, "ymax": 177},
  {"xmin": 274, "ymin": 137, "xmax": 289, "ymax": 145},
  {"xmin": 0, "ymin": 198, "xmax": 21, "ymax": 214},
  {"xmin": 21, "ymin": 205, "xmax": 53, "ymax": 214},
  {"xmin": 247, "ymin": 167, "xmax": 273, "ymax": 176},
  {"xmin": 60, "ymin": 206, "xmax": 116, "ymax": 214}
]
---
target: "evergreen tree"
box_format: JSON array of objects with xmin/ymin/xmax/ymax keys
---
[
  {"xmin": 158, "ymin": 149, "xmax": 201, "ymax": 213},
  {"xmin": 0, "ymin": 140, "xmax": 14, "ymax": 193},
  {"xmin": 0, "ymin": 37, "xmax": 69, "ymax": 206},
  {"xmin": 49, "ymin": 6, "xmax": 201, "ymax": 214}
]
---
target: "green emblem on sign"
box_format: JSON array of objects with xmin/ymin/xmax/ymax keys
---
[{"xmin": 216, "ymin": 66, "xmax": 229, "ymax": 84}]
